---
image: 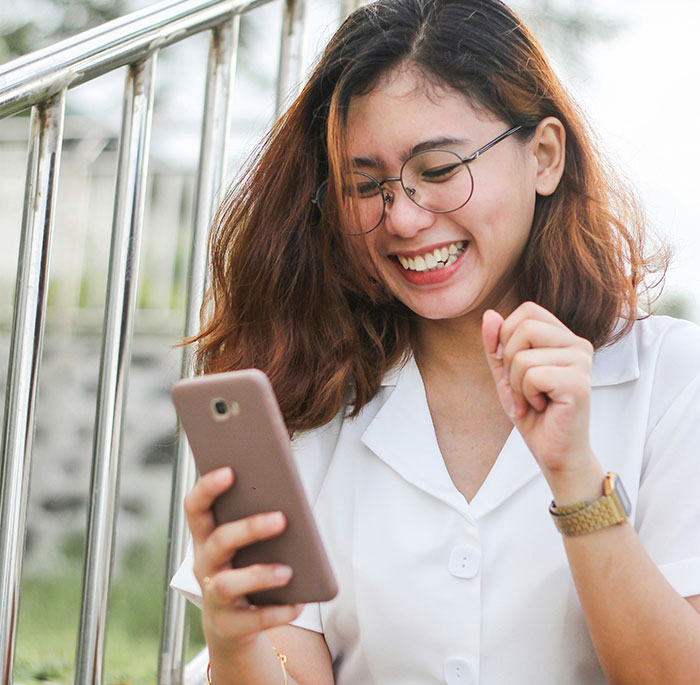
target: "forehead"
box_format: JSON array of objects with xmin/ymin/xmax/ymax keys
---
[{"xmin": 345, "ymin": 67, "xmax": 497, "ymax": 161}]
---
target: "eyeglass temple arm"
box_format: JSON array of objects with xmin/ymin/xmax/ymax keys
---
[{"xmin": 463, "ymin": 125, "xmax": 522, "ymax": 163}]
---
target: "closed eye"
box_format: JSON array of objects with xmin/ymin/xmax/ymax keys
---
[{"xmin": 421, "ymin": 162, "xmax": 464, "ymax": 181}]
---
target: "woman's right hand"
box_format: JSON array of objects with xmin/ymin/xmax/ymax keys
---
[{"xmin": 184, "ymin": 466, "xmax": 305, "ymax": 650}]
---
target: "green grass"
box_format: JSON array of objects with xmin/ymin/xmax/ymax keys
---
[{"xmin": 14, "ymin": 533, "xmax": 205, "ymax": 684}]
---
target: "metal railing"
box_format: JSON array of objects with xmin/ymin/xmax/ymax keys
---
[{"xmin": 0, "ymin": 0, "xmax": 358, "ymax": 682}]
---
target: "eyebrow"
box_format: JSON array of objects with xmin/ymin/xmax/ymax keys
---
[{"xmin": 351, "ymin": 136, "xmax": 472, "ymax": 169}]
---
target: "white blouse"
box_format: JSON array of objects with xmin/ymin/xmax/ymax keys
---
[{"xmin": 172, "ymin": 314, "xmax": 700, "ymax": 684}]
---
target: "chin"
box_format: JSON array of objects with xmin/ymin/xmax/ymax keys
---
[{"xmin": 398, "ymin": 295, "xmax": 480, "ymax": 322}]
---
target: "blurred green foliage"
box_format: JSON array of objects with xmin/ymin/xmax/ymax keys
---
[{"xmin": 15, "ymin": 529, "xmax": 205, "ymax": 684}]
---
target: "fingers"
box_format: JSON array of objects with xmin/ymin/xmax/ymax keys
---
[
  {"xmin": 519, "ymin": 364, "xmax": 589, "ymax": 414},
  {"xmin": 184, "ymin": 467, "xmax": 234, "ymax": 543},
  {"xmin": 485, "ymin": 302, "xmax": 593, "ymax": 418},
  {"xmin": 481, "ymin": 308, "xmax": 506, "ymax": 385},
  {"xmin": 507, "ymin": 347, "xmax": 581, "ymax": 416},
  {"xmin": 203, "ymin": 564, "xmax": 294, "ymax": 607},
  {"xmin": 202, "ymin": 566, "xmax": 304, "ymax": 642},
  {"xmin": 200, "ymin": 511, "xmax": 287, "ymax": 576},
  {"xmin": 499, "ymin": 301, "xmax": 568, "ymax": 343},
  {"xmin": 185, "ymin": 470, "xmax": 301, "ymax": 646},
  {"xmin": 206, "ymin": 598, "xmax": 306, "ymax": 639}
]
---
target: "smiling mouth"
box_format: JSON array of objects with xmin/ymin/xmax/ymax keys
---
[{"xmin": 394, "ymin": 241, "xmax": 468, "ymax": 273}]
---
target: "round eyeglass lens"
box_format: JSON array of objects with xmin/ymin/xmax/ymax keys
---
[
  {"xmin": 339, "ymin": 171, "xmax": 386, "ymax": 234},
  {"xmin": 401, "ymin": 149, "xmax": 474, "ymax": 213}
]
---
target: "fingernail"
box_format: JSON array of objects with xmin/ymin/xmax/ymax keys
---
[
  {"xmin": 213, "ymin": 467, "xmax": 232, "ymax": 484},
  {"xmin": 274, "ymin": 565, "xmax": 293, "ymax": 581},
  {"xmin": 495, "ymin": 343, "xmax": 504, "ymax": 360},
  {"xmin": 266, "ymin": 511, "xmax": 284, "ymax": 528}
]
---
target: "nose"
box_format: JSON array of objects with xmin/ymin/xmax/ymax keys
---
[{"xmin": 381, "ymin": 181, "xmax": 435, "ymax": 238}]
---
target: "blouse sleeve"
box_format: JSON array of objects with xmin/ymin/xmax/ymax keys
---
[{"xmin": 170, "ymin": 539, "xmax": 203, "ymax": 609}]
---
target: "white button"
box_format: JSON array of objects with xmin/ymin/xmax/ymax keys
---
[
  {"xmin": 444, "ymin": 657, "xmax": 473, "ymax": 685},
  {"xmin": 448, "ymin": 545, "xmax": 480, "ymax": 579}
]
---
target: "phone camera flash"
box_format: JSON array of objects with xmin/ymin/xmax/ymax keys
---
[{"xmin": 230, "ymin": 401, "xmax": 240, "ymax": 416}]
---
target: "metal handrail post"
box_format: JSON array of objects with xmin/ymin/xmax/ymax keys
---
[
  {"xmin": 74, "ymin": 54, "xmax": 158, "ymax": 685},
  {"xmin": 275, "ymin": 0, "xmax": 308, "ymax": 119},
  {"xmin": 0, "ymin": 0, "xmax": 270, "ymax": 119},
  {"xmin": 0, "ymin": 90, "xmax": 66, "ymax": 685},
  {"xmin": 157, "ymin": 16, "xmax": 240, "ymax": 684}
]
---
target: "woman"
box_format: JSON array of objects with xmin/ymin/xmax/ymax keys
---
[{"xmin": 171, "ymin": 0, "xmax": 700, "ymax": 682}]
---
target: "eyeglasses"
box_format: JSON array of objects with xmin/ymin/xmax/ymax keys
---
[{"xmin": 311, "ymin": 125, "xmax": 522, "ymax": 235}]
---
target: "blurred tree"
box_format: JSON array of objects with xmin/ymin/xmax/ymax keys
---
[
  {"xmin": 513, "ymin": 0, "xmax": 624, "ymax": 76},
  {"xmin": 2, "ymin": 0, "xmax": 621, "ymax": 69},
  {"xmin": 1, "ymin": 0, "xmax": 260, "ymax": 86},
  {"xmin": 0, "ymin": 0, "xmax": 129, "ymax": 63}
]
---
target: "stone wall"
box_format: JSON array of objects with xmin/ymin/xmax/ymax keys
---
[{"xmin": 0, "ymin": 332, "xmax": 184, "ymax": 575}]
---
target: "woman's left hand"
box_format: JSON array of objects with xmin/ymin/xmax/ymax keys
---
[{"xmin": 482, "ymin": 302, "xmax": 603, "ymax": 500}]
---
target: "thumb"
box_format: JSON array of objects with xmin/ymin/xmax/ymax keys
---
[
  {"xmin": 482, "ymin": 309, "xmax": 515, "ymax": 417},
  {"xmin": 481, "ymin": 309, "xmax": 505, "ymax": 379}
]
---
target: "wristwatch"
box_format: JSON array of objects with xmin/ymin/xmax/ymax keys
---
[{"xmin": 549, "ymin": 472, "xmax": 631, "ymax": 536}]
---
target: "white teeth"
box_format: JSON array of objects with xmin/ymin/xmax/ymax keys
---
[{"xmin": 396, "ymin": 241, "xmax": 467, "ymax": 273}]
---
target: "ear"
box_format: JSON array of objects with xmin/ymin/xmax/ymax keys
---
[{"xmin": 532, "ymin": 117, "xmax": 566, "ymax": 196}]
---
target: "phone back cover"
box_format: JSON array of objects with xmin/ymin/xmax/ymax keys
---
[{"xmin": 173, "ymin": 369, "xmax": 338, "ymax": 605}]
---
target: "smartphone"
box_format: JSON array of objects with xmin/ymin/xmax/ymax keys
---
[{"xmin": 172, "ymin": 368, "xmax": 338, "ymax": 606}]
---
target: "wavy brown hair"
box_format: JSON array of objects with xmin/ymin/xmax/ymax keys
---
[{"xmin": 191, "ymin": 0, "xmax": 667, "ymax": 433}]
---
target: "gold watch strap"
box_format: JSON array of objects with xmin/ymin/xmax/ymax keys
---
[{"xmin": 549, "ymin": 494, "xmax": 627, "ymax": 536}]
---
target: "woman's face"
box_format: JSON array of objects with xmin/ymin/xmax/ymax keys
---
[{"xmin": 344, "ymin": 68, "xmax": 540, "ymax": 323}]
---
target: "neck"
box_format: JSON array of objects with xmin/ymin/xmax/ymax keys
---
[{"xmin": 413, "ymin": 292, "xmax": 520, "ymax": 383}]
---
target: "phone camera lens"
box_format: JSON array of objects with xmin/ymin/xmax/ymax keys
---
[{"xmin": 213, "ymin": 399, "xmax": 228, "ymax": 416}]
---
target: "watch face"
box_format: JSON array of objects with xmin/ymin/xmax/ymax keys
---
[{"xmin": 614, "ymin": 475, "xmax": 632, "ymax": 516}]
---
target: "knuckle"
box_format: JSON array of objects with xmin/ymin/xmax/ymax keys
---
[
  {"xmin": 212, "ymin": 520, "xmax": 242, "ymax": 552},
  {"xmin": 183, "ymin": 491, "xmax": 196, "ymax": 516},
  {"xmin": 521, "ymin": 318, "xmax": 539, "ymax": 336},
  {"xmin": 259, "ymin": 606, "xmax": 292, "ymax": 630},
  {"xmin": 509, "ymin": 348, "xmax": 525, "ymax": 371},
  {"xmin": 208, "ymin": 523, "xmax": 228, "ymax": 549},
  {"xmin": 521, "ymin": 301, "xmax": 538, "ymax": 315},
  {"xmin": 245, "ymin": 515, "xmax": 262, "ymax": 539},
  {"xmin": 249, "ymin": 564, "xmax": 269, "ymax": 582},
  {"xmin": 210, "ymin": 611, "xmax": 230, "ymax": 637},
  {"xmin": 193, "ymin": 563, "xmax": 206, "ymax": 583},
  {"xmin": 577, "ymin": 337, "xmax": 594, "ymax": 356}
]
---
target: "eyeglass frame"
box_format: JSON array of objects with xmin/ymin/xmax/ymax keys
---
[{"xmin": 310, "ymin": 124, "xmax": 523, "ymax": 235}]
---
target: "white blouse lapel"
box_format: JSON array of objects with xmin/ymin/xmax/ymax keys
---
[{"xmin": 360, "ymin": 356, "xmax": 471, "ymax": 517}]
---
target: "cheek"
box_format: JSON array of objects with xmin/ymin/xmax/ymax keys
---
[{"xmin": 473, "ymin": 170, "xmax": 536, "ymax": 245}]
